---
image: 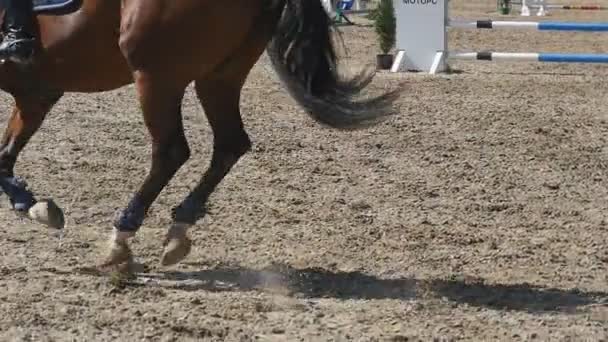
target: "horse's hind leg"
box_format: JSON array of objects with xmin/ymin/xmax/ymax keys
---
[
  {"xmin": 102, "ymin": 72, "xmax": 190, "ymax": 267},
  {"xmin": 159, "ymin": 6, "xmax": 281, "ymax": 266},
  {"xmin": 163, "ymin": 77, "xmax": 251, "ymax": 266},
  {"xmin": 0, "ymin": 91, "xmax": 65, "ymax": 229}
]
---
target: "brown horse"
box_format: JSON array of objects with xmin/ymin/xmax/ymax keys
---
[{"xmin": 0, "ymin": 0, "xmax": 398, "ymax": 268}]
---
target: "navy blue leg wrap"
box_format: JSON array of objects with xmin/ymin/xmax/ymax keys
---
[
  {"xmin": 114, "ymin": 197, "xmax": 146, "ymax": 232},
  {"xmin": 0, "ymin": 176, "xmax": 36, "ymax": 212}
]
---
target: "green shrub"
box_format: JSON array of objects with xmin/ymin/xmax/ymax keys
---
[{"xmin": 374, "ymin": 0, "xmax": 396, "ymax": 54}]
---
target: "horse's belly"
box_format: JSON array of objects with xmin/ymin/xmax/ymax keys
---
[
  {"xmin": 46, "ymin": 56, "xmax": 133, "ymax": 92},
  {"xmin": 39, "ymin": 31, "xmax": 134, "ymax": 92}
]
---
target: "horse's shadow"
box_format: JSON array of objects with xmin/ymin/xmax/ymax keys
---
[{"xmin": 128, "ymin": 263, "xmax": 607, "ymax": 314}]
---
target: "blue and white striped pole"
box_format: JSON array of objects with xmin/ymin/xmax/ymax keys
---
[
  {"xmin": 449, "ymin": 51, "xmax": 608, "ymax": 63},
  {"xmin": 539, "ymin": 53, "xmax": 608, "ymax": 63},
  {"xmin": 449, "ymin": 19, "xmax": 608, "ymax": 32}
]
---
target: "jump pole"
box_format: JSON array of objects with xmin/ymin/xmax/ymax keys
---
[
  {"xmin": 449, "ymin": 52, "xmax": 608, "ymax": 63},
  {"xmin": 449, "ymin": 19, "xmax": 608, "ymax": 31},
  {"xmin": 517, "ymin": 0, "xmax": 608, "ymax": 16},
  {"xmin": 391, "ymin": 0, "xmax": 608, "ymax": 74}
]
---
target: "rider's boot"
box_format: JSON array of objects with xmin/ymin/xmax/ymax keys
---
[{"xmin": 0, "ymin": 0, "xmax": 37, "ymax": 66}]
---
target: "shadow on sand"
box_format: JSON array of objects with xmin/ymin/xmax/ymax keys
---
[{"xmin": 116, "ymin": 263, "xmax": 608, "ymax": 314}]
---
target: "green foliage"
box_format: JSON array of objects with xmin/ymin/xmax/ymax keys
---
[
  {"xmin": 366, "ymin": 7, "xmax": 379, "ymax": 21},
  {"xmin": 374, "ymin": 0, "xmax": 396, "ymax": 54}
]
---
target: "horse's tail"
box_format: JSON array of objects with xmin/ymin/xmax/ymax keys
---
[{"xmin": 267, "ymin": 0, "xmax": 400, "ymax": 130}]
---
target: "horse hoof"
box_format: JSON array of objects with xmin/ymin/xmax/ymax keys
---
[
  {"xmin": 28, "ymin": 199, "xmax": 65, "ymax": 229},
  {"xmin": 100, "ymin": 240, "xmax": 132, "ymax": 268},
  {"xmin": 161, "ymin": 236, "xmax": 192, "ymax": 266}
]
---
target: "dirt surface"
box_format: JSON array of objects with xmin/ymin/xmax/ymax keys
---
[{"xmin": 1, "ymin": 1, "xmax": 608, "ymax": 341}]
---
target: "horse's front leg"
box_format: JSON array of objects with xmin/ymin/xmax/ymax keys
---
[
  {"xmin": 0, "ymin": 91, "xmax": 65, "ymax": 229},
  {"xmin": 100, "ymin": 71, "xmax": 190, "ymax": 268}
]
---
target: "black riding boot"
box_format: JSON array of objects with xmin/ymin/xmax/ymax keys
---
[{"xmin": 0, "ymin": 0, "xmax": 36, "ymax": 65}]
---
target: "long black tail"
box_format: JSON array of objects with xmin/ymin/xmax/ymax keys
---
[{"xmin": 267, "ymin": 0, "xmax": 400, "ymax": 130}]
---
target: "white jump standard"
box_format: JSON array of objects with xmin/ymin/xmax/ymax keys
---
[{"xmin": 391, "ymin": 0, "xmax": 608, "ymax": 74}]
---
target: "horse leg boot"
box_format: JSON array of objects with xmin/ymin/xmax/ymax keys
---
[
  {"xmin": 101, "ymin": 72, "xmax": 190, "ymax": 268},
  {"xmin": 166, "ymin": 79, "xmax": 251, "ymax": 266},
  {"xmin": 0, "ymin": 0, "xmax": 38, "ymax": 66}
]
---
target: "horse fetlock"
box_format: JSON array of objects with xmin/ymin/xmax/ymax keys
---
[
  {"xmin": 165, "ymin": 223, "xmax": 190, "ymax": 241},
  {"xmin": 171, "ymin": 203, "xmax": 198, "ymax": 225}
]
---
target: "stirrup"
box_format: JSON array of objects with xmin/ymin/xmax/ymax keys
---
[{"xmin": 0, "ymin": 34, "xmax": 37, "ymax": 66}]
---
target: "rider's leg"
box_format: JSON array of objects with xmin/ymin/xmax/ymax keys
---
[{"xmin": 0, "ymin": 0, "xmax": 37, "ymax": 65}]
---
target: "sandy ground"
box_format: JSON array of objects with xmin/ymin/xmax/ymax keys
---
[{"xmin": 1, "ymin": 1, "xmax": 608, "ymax": 341}]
